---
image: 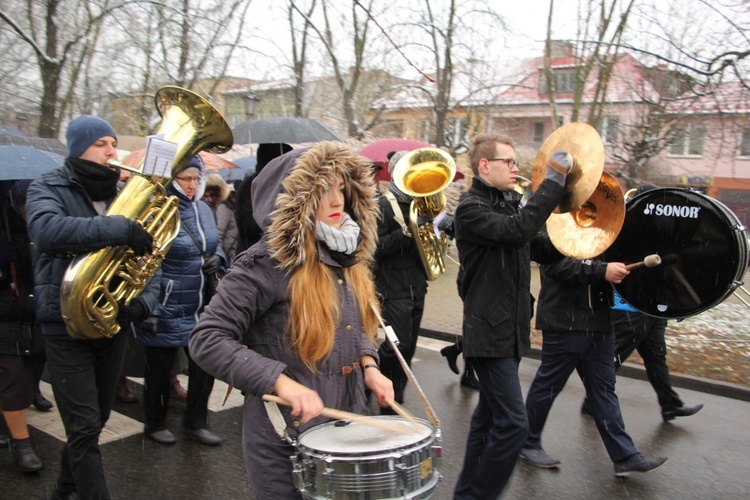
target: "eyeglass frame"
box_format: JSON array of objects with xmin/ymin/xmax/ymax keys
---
[
  {"xmin": 174, "ymin": 175, "xmax": 201, "ymax": 184},
  {"xmin": 485, "ymin": 157, "xmax": 520, "ymax": 169}
]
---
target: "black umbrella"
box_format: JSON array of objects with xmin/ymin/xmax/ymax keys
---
[
  {"xmin": 233, "ymin": 117, "xmax": 343, "ymax": 144},
  {"xmin": 0, "ymin": 145, "xmax": 64, "ymax": 180},
  {"xmin": 0, "ymin": 134, "xmax": 67, "ymax": 156}
]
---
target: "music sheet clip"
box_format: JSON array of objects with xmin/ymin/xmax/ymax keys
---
[{"xmin": 142, "ymin": 135, "xmax": 178, "ymax": 178}]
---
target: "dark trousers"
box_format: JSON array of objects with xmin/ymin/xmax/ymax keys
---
[
  {"xmin": 143, "ymin": 345, "xmax": 215, "ymax": 432},
  {"xmin": 377, "ymin": 294, "xmax": 425, "ymax": 404},
  {"xmin": 45, "ymin": 332, "xmax": 127, "ymax": 500},
  {"xmin": 454, "ymin": 357, "xmax": 528, "ymax": 500},
  {"xmin": 525, "ymin": 330, "xmax": 637, "ymax": 462},
  {"xmin": 613, "ymin": 310, "xmax": 683, "ymax": 410}
]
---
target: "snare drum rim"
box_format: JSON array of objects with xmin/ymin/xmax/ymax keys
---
[{"xmin": 295, "ymin": 416, "xmax": 436, "ymax": 458}]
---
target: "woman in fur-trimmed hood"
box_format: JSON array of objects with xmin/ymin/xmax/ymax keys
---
[{"xmin": 190, "ymin": 141, "xmax": 394, "ymax": 498}]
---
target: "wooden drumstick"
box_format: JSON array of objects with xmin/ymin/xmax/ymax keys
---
[
  {"xmin": 262, "ymin": 394, "xmax": 411, "ymax": 435},
  {"xmin": 625, "ymin": 254, "xmax": 662, "ymax": 271},
  {"xmin": 383, "ymin": 397, "xmax": 420, "ymax": 428}
]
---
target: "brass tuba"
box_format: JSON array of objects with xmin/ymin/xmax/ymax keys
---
[
  {"xmin": 60, "ymin": 86, "xmax": 234, "ymax": 340},
  {"xmin": 391, "ymin": 147, "xmax": 456, "ymax": 281}
]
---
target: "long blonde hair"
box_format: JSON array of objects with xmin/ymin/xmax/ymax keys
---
[{"xmin": 288, "ymin": 236, "xmax": 379, "ymax": 371}]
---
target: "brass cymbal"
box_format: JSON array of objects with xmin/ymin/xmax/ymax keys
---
[
  {"xmin": 546, "ymin": 172, "xmax": 626, "ymax": 259},
  {"xmin": 531, "ymin": 122, "xmax": 605, "ymax": 213}
]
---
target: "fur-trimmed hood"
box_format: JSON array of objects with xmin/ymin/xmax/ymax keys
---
[{"xmin": 250, "ymin": 141, "xmax": 379, "ymax": 272}]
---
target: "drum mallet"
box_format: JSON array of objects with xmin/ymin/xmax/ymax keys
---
[{"xmin": 624, "ymin": 254, "xmax": 662, "ymax": 271}]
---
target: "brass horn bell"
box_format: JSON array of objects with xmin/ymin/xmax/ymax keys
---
[{"xmin": 391, "ymin": 147, "xmax": 456, "ymax": 281}]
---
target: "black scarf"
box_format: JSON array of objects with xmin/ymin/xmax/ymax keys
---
[{"xmin": 67, "ymin": 157, "xmax": 120, "ymax": 201}]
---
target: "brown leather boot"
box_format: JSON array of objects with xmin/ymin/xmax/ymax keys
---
[
  {"xmin": 169, "ymin": 377, "xmax": 187, "ymax": 407},
  {"xmin": 116, "ymin": 376, "xmax": 138, "ymax": 404}
]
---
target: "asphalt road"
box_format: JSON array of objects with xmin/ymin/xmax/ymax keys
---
[{"xmin": 2, "ymin": 338, "xmax": 748, "ymax": 499}]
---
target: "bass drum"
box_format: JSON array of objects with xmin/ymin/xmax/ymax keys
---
[{"xmin": 606, "ymin": 188, "xmax": 748, "ymax": 318}]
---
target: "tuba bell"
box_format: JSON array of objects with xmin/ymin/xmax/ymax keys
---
[
  {"xmin": 390, "ymin": 147, "xmax": 456, "ymax": 281},
  {"xmin": 60, "ymin": 86, "xmax": 233, "ymax": 340}
]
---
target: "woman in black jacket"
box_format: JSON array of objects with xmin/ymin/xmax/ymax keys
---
[{"xmin": 0, "ymin": 179, "xmax": 43, "ymax": 474}]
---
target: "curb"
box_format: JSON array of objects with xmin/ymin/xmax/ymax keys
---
[{"xmin": 420, "ymin": 328, "xmax": 750, "ymax": 403}]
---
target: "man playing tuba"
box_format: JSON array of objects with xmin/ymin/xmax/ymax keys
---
[{"xmin": 26, "ymin": 115, "xmax": 160, "ymax": 500}]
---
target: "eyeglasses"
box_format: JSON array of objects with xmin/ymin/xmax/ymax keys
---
[
  {"xmin": 175, "ymin": 175, "xmax": 200, "ymax": 184},
  {"xmin": 486, "ymin": 158, "xmax": 520, "ymax": 169}
]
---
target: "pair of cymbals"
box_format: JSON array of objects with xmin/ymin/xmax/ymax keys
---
[{"xmin": 531, "ymin": 122, "xmax": 625, "ymax": 258}]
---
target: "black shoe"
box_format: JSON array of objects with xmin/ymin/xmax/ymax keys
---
[
  {"xmin": 440, "ymin": 344, "xmax": 460, "ymax": 374},
  {"xmin": 0, "ymin": 433, "xmax": 8, "ymax": 449},
  {"xmin": 11, "ymin": 437, "xmax": 44, "ymax": 473},
  {"xmin": 460, "ymin": 369, "xmax": 480, "ymax": 390},
  {"xmin": 147, "ymin": 429, "xmax": 176, "ymax": 445},
  {"xmin": 520, "ymin": 447, "xmax": 561, "ymax": 468},
  {"xmin": 184, "ymin": 428, "xmax": 222, "ymax": 446},
  {"xmin": 662, "ymin": 403, "xmax": 704, "ymax": 422},
  {"xmin": 614, "ymin": 453, "xmax": 668, "ymax": 476},
  {"xmin": 581, "ymin": 398, "xmax": 593, "ymax": 417},
  {"xmin": 33, "ymin": 388, "xmax": 54, "ymax": 412}
]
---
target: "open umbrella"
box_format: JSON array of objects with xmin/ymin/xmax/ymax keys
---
[
  {"xmin": 0, "ymin": 145, "xmax": 65, "ymax": 180},
  {"xmin": 359, "ymin": 138, "xmax": 432, "ymax": 182},
  {"xmin": 233, "ymin": 117, "xmax": 342, "ymax": 145},
  {"xmin": 0, "ymin": 134, "xmax": 67, "ymax": 156},
  {"xmin": 122, "ymin": 149, "xmax": 239, "ymax": 172}
]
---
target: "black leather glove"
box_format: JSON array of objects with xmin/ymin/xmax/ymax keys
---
[
  {"xmin": 0, "ymin": 240, "xmax": 19, "ymax": 268},
  {"xmin": 128, "ymin": 222, "xmax": 153, "ymax": 256},
  {"xmin": 140, "ymin": 316, "xmax": 159, "ymax": 336},
  {"xmin": 202, "ymin": 254, "xmax": 223, "ymax": 275},
  {"xmin": 437, "ymin": 213, "xmax": 455, "ymax": 239},
  {"xmin": 117, "ymin": 300, "xmax": 148, "ymax": 328}
]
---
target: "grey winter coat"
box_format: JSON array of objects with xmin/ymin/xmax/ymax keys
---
[
  {"xmin": 189, "ymin": 142, "xmax": 380, "ymax": 499},
  {"xmin": 455, "ymin": 176, "xmax": 564, "ymax": 359},
  {"xmin": 26, "ymin": 160, "xmax": 160, "ymax": 336}
]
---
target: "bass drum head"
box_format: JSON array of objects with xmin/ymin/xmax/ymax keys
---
[{"xmin": 606, "ymin": 188, "xmax": 748, "ymax": 318}]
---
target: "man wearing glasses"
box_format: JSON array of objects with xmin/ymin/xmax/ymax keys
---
[{"xmin": 452, "ymin": 134, "xmax": 571, "ymax": 499}]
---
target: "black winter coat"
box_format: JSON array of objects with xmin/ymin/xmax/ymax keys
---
[
  {"xmin": 455, "ymin": 176, "xmax": 564, "ymax": 359},
  {"xmin": 373, "ymin": 194, "xmax": 427, "ymax": 301},
  {"xmin": 0, "ymin": 203, "xmax": 38, "ymax": 356},
  {"xmin": 535, "ymin": 257, "xmax": 614, "ymax": 333}
]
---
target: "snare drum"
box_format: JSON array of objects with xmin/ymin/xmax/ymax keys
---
[
  {"xmin": 292, "ymin": 416, "xmax": 441, "ymax": 499},
  {"xmin": 606, "ymin": 188, "xmax": 748, "ymax": 318}
]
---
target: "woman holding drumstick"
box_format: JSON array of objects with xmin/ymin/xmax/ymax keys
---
[{"xmin": 190, "ymin": 142, "xmax": 394, "ymax": 499}]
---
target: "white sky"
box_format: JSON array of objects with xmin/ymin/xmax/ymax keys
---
[{"xmin": 237, "ymin": 0, "xmax": 585, "ymax": 80}]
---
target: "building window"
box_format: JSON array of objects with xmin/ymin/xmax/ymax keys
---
[
  {"xmin": 740, "ymin": 129, "xmax": 750, "ymax": 157},
  {"xmin": 598, "ymin": 116, "xmax": 619, "ymax": 145},
  {"xmin": 540, "ymin": 69, "xmax": 578, "ymax": 94},
  {"xmin": 448, "ymin": 117, "xmax": 468, "ymax": 149},
  {"xmin": 670, "ymin": 125, "xmax": 705, "ymax": 156},
  {"xmin": 533, "ymin": 122, "xmax": 545, "ymax": 143}
]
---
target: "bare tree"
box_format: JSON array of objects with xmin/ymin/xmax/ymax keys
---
[
  {"xmin": 0, "ymin": 1, "xmax": 118, "ymax": 137},
  {"xmin": 543, "ymin": 0, "xmax": 636, "ymax": 130},
  {"xmin": 286, "ymin": 0, "xmax": 316, "ymax": 117},
  {"xmin": 375, "ymin": 0, "xmax": 505, "ymax": 150}
]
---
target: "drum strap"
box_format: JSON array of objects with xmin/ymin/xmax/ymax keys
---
[{"xmin": 264, "ymin": 400, "xmax": 293, "ymax": 444}]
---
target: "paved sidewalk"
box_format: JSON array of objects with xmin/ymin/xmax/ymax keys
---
[{"xmin": 420, "ymin": 245, "xmax": 750, "ymax": 401}]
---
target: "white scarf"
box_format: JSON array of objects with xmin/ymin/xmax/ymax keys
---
[{"xmin": 315, "ymin": 212, "xmax": 360, "ymax": 255}]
